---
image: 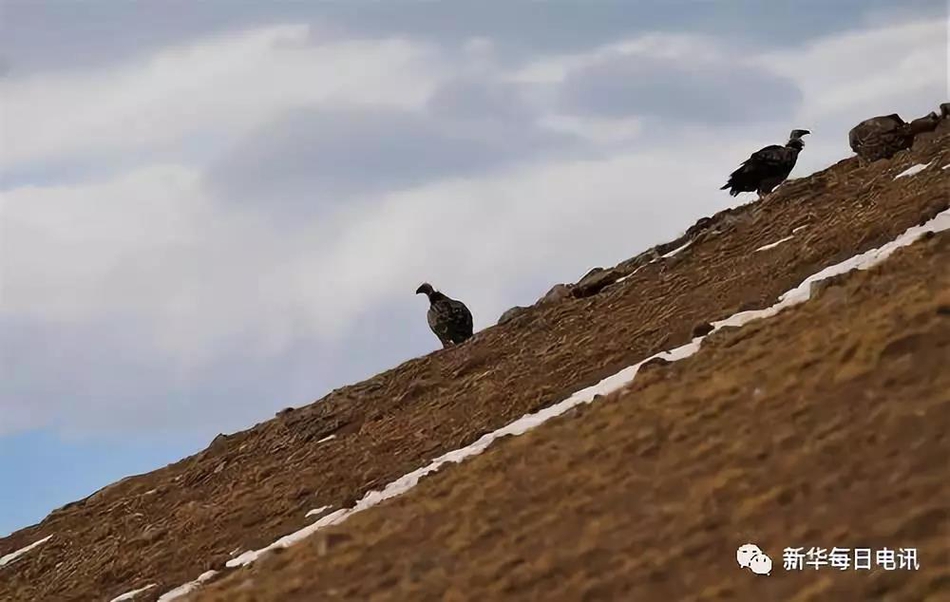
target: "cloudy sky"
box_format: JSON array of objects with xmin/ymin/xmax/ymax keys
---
[{"xmin": 0, "ymin": 0, "xmax": 945, "ymax": 535}]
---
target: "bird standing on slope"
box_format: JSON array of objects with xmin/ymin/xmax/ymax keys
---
[
  {"xmin": 416, "ymin": 283, "xmax": 474, "ymax": 348},
  {"xmin": 721, "ymin": 129, "xmax": 810, "ymax": 197}
]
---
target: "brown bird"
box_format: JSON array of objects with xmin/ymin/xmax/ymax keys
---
[
  {"xmin": 848, "ymin": 111, "xmax": 940, "ymax": 162},
  {"xmin": 416, "ymin": 283, "xmax": 474, "ymax": 348}
]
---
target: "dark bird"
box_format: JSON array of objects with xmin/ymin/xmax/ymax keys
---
[
  {"xmin": 416, "ymin": 283, "xmax": 474, "ymax": 348},
  {"xmin": 849, "ymin": 111, "xmax": 940, "ymax": 162},
  {"xmin": 721, "ymin": 129, "xmax": 810, "ymax": 197}
]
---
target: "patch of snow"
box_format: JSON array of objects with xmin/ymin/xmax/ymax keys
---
[
  {"xmin": 0, "ymin": 535, "xmax": 53, "ymax": 568},
  {"xmin": 661, "ymin": 239, "xmax": 693, "ymax": 259},
  {"xmin": 755, "ymin": 235, "xmax": 795, "ymax": 252},
  {"xmin": 157, "ymin": 570, "xmax": 217, "ymax": 601},
  {"xmin": 227, "ymin": 510, "xmax": 349, "ymax": 567},
  {"xmin": 792, "ymin": 225, "xmax": 809, "ymax": 234},
  {"xmin": 894, "ymin": 161, "xmax": 932, "ymax": 179},
  {"xmin": 317, "ymin": 434, "xmax": 337, "ymax": 444},
  {"xmin": 305, "ymin": 505, "xmax": 332, "ymax": 518},
  {"xmin": 178, "ymin": 207, "xmax": 950, "ymax": 582},
  {"xmin": 943, "ymin": 164, "xmax": 950, "ymax": 170},
  {"xmin": 615, "ymin": 265, "xmax": 645, "ymax": 284},
  {"xmin": 109, "ymin": 584, "xmax": 157, "ymax": 601}
]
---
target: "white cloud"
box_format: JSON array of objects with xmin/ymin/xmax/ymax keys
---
[
  {"xmin": 507, "ymin": 33, "xmax": 728, "ymax": 85},
  {"xmin": 757, "ymin": 18, "xmax": 946, "ymax": 174},
  {"xmin": 762, "ymin": 19, "xmax": 946, "ymax": 122},
  {"xmin": 1, "ymin": 14, "xmax": 945, "ymax": 436},
  {"xmin": 0, "ymin": 24, "xmax": 440, "ymax": 170},
  {"xmin": 539, "ymin": 114, "xmax": 643, "ymax": 144},
  {"xmin": 1, "ymin": 138, "xmax": 734, "ymax": 369}
]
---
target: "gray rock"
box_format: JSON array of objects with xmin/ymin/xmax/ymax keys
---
[
  {"xmin": 498, "ymin": 306, "xmax": 529, "ymax": 325},
  {"xmin": 573, "ymin": 267, "xmax": 621, "ymax": 298},
  {"xmin": 539, "ymin": 283, "xmax": 573, "ymax": 305}
]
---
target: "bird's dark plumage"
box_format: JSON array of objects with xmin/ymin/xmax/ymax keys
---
[
  {"xmin": 721, "ymin": 129, "xmax": 809, "ymax": 197},
  {"xmin": 416, "ymin": 283, "xmax": 473, "ymax": 348},
  {"xmin": 849, "ymin": 112, "xmax": 939, "ymax": 162}
]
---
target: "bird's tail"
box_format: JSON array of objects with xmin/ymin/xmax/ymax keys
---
[{"xmin": 720, "ymin": 181, "xmax": 740, "ymax": 196}]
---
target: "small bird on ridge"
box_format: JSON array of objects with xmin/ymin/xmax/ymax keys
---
[{"xmin": 416, "ymin": 283, "xmax": 474, "ymax": 348}]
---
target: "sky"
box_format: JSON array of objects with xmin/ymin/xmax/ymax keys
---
[{"xmin": 0, "ymin": 0, "xmax": 946, "ymax": 536}]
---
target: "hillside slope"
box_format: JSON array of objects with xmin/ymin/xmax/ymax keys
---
[
  {"xmin": 199, "ymin": 215, "xmax": 950, "ymax": 602},
  {"xmin": 1, "ymin": 124, "xmax": 948, "ymax": 601}
]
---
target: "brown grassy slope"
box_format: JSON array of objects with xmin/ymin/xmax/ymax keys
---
[
  {"xmin": 1, "ymin": 125, "xmax": 948, "ymax": 602},
  {"xmin": 198, "ymin": 230, "xmax": 950, "ymax": 602}
]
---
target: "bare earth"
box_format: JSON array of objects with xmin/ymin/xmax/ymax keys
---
[{"xmin": 1, "ymin": 125, "xmax": 948, "ymax": 602}]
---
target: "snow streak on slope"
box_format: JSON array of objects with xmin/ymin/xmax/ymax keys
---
[
  {"xmin": 205, "ymin": 207, "xmax": 950, "ymax": 577},
  {"xmin": 109, "ymin": 583, "xmax": 157, "ymax": 601},
  {"xmin": 895, "ymin": 162, "xmax": 932, "ymax": 179},
  {"xmin": 755, "ymin": 235, "xmax": 795, "ymax": 252},
  {"xmin": 0, "ymin": 535, "xmax": 53, "ymax": 568},
  {"xmin": 661, "ymin": 239, "xmax": 693, "ymax": 259},
  {"xmin": 156, "ymin": 570, "xmax": 217, "ymax": 601},
  {"xmin": 305, "ymin": 505, "xmax": 333, "ymax": 518}
]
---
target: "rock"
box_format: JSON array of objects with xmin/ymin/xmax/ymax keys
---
[
  {"xmin": 498, "ymin": 306, "xmax": 529, "ymax": 325},
  {"xmin": 737, "ymin": 300, "xmax": 761, "ymax": 312},
  {"xmin": 919, "ymin": 200, "xmax": 949, "ymax": 226},
  {"xmin": 691, "ymin": 322, "xmax": 714, "ymax": 338},
  {"xmin": 809, "ymin": 273, "xmax": 850, "ymax": 299},
  {"xmin": 850, "ymin": 112, "xmax": 938, "ymax": 162},
  {"xmin": 539, "ymin": 283, "xmax": 573, "ymax": 305},
  {"xmin": 573, "ymin": 267, "xmax": 621, "ymax": 298},
  {"xmin": 616, "ymin": 249, "xmax": 657, "ymax": 274},
  {"xmin": 685, "ymin": 216, "xmax": 715, "ymax": 237},
  {"xmin": 131, "ymin": 525, "xmax": 167, "ymax": 546},
  {"xmin": 654, "ymin": 238, "xmax": 686, "ymax": 258},
  {"xmin": 638, "ymin": 356, "xmax": 671, "ymax": 373},
  {"xmin": 702, "ymin": 325, "xmax": 745, "ymax": 349},
  {"xmin": 205, "ymin": 433, "xmax": 232, "ymax": 456},
  {"xmin": 317, "ymin": 532, "xmax": 352, "ymax": 557}
]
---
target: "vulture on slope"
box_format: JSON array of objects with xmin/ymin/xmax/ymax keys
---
[
  {"xmin": 416, "ymin": 283, "xmax": 474, "ymax": 348},
  {"xmin": 848, "ymin": 111, "xmax": 940, "ymax": 162},
  {"xmin": 721, "ymin": 129, "xmax": 810, "ymax": 197}
]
